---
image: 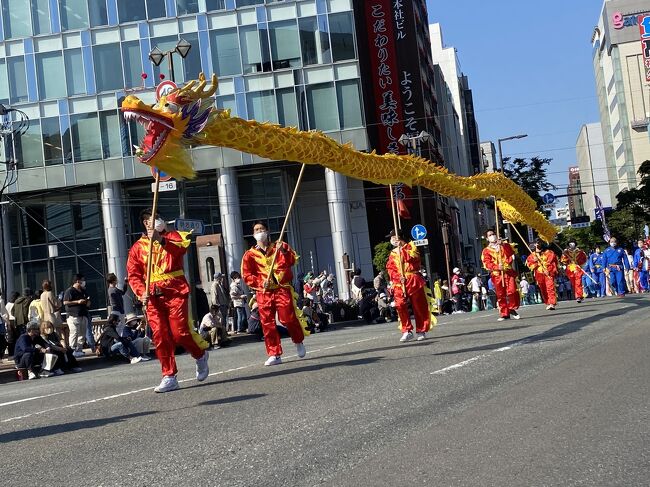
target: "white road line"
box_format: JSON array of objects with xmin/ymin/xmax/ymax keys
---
[
  {"xmin": 0, "ymin": 334, "xmax": 388, "ymax": 424},
  {"xmin": 431, "ymin": 337, "xmax": 532, "ymax": 375},
  {"xmin": 0, "ymin": 391, "xmax": 70, "ymax": 408}
]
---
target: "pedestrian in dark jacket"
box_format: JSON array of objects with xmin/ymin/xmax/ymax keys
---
[
  {"xmin": 14, "ymin": 321, "xmax": 52, "ymax": 379},
  {"xmin": 98, "ymin": 314, "xmax": 149, "ymax": 364},
  {"xmin": 13, "ymin": 288, "xmax": 33, "ymax": 333}
]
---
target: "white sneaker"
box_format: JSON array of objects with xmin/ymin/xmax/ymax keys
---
[
  {"xmin": 130, "ymin": 356, "xmax": 143, "ymax": 364},
  {"xmin": 154, "ymin": 376, "xmax": 179, "ymax": 393},
  {"xmin": 195, "ymin": 350, "xmax": 209, "ymax": 382},
  {"xmin": 497, "ymin": 317, "xmax": 506, "ymax": 322},
  {"xmin": 296, "ymin": 342, "xmax": 306, "ymax": 358},
  {"xmin": 264, "ymin": 355, "xmax": 282, "ymax": 366},
  {"xmin": 72, "ymin": 350, "xmax": 85, "ymax": 358},
  {"xmin": 53, "ymin": 369, "xmax": 65, "ymax": 376},
  {"xmin": 416, "ymin": 332, "xmax": 426, "ymax": 341},
  {"xmin": 510, "ymin": 310, "xmax": 520, "ymax": 320},
  {"xmin": 140, "ymin": 355, "xmax": 151, "ymax": 361},
  {"xmin": 28, "ymin": 371, "xmax": 38, "ymax": 380},
  {"xmin": 400, "ymin": 331, "xmax": 414, "ymax": 342}
]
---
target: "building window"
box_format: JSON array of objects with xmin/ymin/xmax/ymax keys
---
[
  {"xmin": 150, "ymin": 35, "xmax": 202, "ymax": 83},
  {"xmin": 238, "ymin": 171, "xmax": 285, "ymax": 241},
  {"xmin": 122, "ymin": 41, "xmax": 143, "ymax": 89},
  {"xmin": 299, "ymin": 16, "xmax": 331, "ymax": 66},
  {"xmin": 41, "ymin": 117, "xmax": 64, "ymax": 166},
  {"xmin": 31, "ymin": 0, "xmax": 51, "ymax": 35},
  {"xmin": 14, "ymin": 120, "xmax": 43, "ymax": 169},
  {"xmin": 206, "ymin": 0, "xmax": 225, "ymax": 11},
  {"xmin": 182, "ymin": 32, "xmax": 202, "ymax": 82},
  {"xmin": 64, "ymin": 49, "xmax": 86, "ymax": 96},
  {"xmin": 269, "ymin": 20, "xmax": 301, "ymax": 70},
  {"xmin": 306, "ymin": 83, "xmax": 338, "ymax": 131},
  {"xmin": 217, "ymin": 95, "xmax": 238, "ymax": 117},
  {"xmin": 336, "ymin": 79, "xmax": 362, "ymax": 129},
  {"xmin": 176, "ymin": 0, "xmax": 199, "ymax": 15},
  {"xmin": 71, "ymin": 113, "xmax": 102, "ymax": 162},
  {"xmin": 236, "ymin": 0, "xmax": 264, "ymax": 7},
  {"xmin": 329, "ymin": 12, "xmax": 355, "ymax": 62},
  {"xmin": 117, "ymin": 0, "xmax": 146, "ymax": 23},
  {"xmin": 247, "ymin": 90, "xmax": 278, "ymax": 123},
  {"xmin": 88, "ymin": 0, "xmax": 109, "ymax": 27},
  {"xmin": 7, "ymin": 57, "xmax": 28, "ymax": 104},
  {"xmin": 209, "ymin": 28, "xmax": 242, "ymax": 77},
  {"xmin": 59, "ymin": 0, "xmax": 89, "ymax": 31},
  {"xmin": 93, "ymin": 43, "xmax": 125, "ymax": 93},
  {"xmin": 276, "ymin": 88, "xmax": 298, "ymax": 128},
  {"xmin": 99, "ymin": 110, "xmax": 122, "ymax": 159},
  {"xmin": 0, "ymin": 60, "xmax": 9, "ymax": 105},
  {"xmin": 2, "ymin": 0, "xmax": 32, "ymax": 39},
  {"xmin": 240, "ymin": 25, "xmax": 262, "ymax": 74},
  {"xmin": 147, "ymin": 0, "xmax": 166, "ymax": 18},
  {"xmin": 36, "ymin": 52, "xmax": 67, "ymax": 100}
]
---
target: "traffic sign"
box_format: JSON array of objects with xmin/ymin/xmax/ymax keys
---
[
  {"xmin": 152, "ymin": 180, "xmax": 177, "ymax": 192},
  {"xmin": 413, "ymin": 238, "xmax": 428, "ymax": 247},
  {"xmin": 542, "ymin": 193, "xmax": 556, "ymax": 205},
  {"xmin": 156, "ymin": 80, "xmax": 177, "ymax": 101},
  {"xmin": 411, "ymin": 224, "xmax": 427, "ymax": 240},
  {"xmin": 151, "ymin": 167, "xmax": 173, "ymax": 182},
  {"xmin": 571, "ymin": 222, "xmax": 590, "ymax": 229},
  {"xmin": 175, "ymin": 218, "xmax": 204, "ymax": 235}
]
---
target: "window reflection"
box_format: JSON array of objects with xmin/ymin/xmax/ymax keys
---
[
  {"xmin": 206, "ymin": 0, "xmax": 225, "ymax": 11},
  {"xmin": 0, "ymin": 60, "xmax": 9, "ymax": 105},
  {"xmin": 94, "ymin": 44, "xmax": 125, "ymax": 93},
  {"xmin": 71, "ymin": 113, "xmax": 102, "ymax": 162},
  {"xmin": 41, "ymin": 117, "xmax": 64, "ymax": 166},
  {"xmin": 99, "ymin": 111, "xmax": 122, "ymax": 159},
  {"xmin": 177, "ymin": 0, "xmax": 199, "ymax": 15},
  {"xmin": 64, "ymin": 49, "xmax": 86, "ymax": 96},
  {"xmin": 88, "ymin": 0, "xmax": 109, "ymax": 27},
  {"xmin": 329, "ymin": 12, "xmax": 355, "ymax": 62},
  {"xmin": 14, "ymin": 119, "xmax": 43, "ymax": 169},
  {"xmin": 60, "ymin": 0, "xmax": 89, "ymax": 31},
  {"xmin": 307, "ymin": 83, "xmax": 338, "ymax": 131},
  {"xmin": 147, "ymin": 0, "xmax": 166, "ymax": 19},
  {"xmin": 299, "ymin": 17, "xmax": 331, "ymax": 66},
  {"xmin": 7, "ymin": 57, "xmax": 28, "ymax": 104},
  {"xmin": 117, "ymin": 0, "xmax": 146, "ymax": 23},
  {"xmin": 2, "ymin": 0, "xmax": 32, "ymax": 39},
  {"xmin": 336, "ymin": 80, "xmax": 363, "ymax": 129},
  {"xmin": 36, "ymin": 52, "xmax": 66, "ymax": 100},
  {"xmin": 210, "ymin": 28, "xmax": 242, "ymax": 77},
  {"xmin": 122, "ymin": 41, "xmax": 143, "ymax": 89},
  {"xmin": 247, "ymin": 91, "xmax": 278, "ymax": 123},
  {"xmin": 269, "ymin": 20, "xmax": 301, "ymax": 70},
  {"xmin": 31, "ymin": 0, "xmax": 50, "ymax": 35}
]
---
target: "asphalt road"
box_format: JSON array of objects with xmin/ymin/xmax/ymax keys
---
[{"xmin": 1, "ymin": 296, "xmax": 649, "ymax": 486}]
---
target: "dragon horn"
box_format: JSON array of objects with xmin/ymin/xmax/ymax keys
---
[{"xmin": 174, "ymin": 72, "xmax": 218, "ymax": 101}]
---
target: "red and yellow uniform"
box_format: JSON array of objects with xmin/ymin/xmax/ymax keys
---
[
  {"xmin": 127, "ymin": 230, "xmax": 207, "ymax": 377},
  {"xmin": 526, "ymin": 250, "xmax": 558, "ymax": 305},
  {"xmin": 561, "ymin": 248, "xmax": 588, "ymax": 299},
  {"xmin": 241, "ymin": 242, "xmax": 308, "ymax": 357},
  {"xmin": 385, "ymin": 242, "xmax": 434, "ymax": 333},
  {"xmin": 481, "ymin": 242, "xmax": 520, "ymax": 318}
]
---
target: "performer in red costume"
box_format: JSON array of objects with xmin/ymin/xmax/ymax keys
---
[
  {"xmin": 560, "ymin": 239, "xmax": 588, "ymax": 303},
  {"xmin": 385, "ymin": 229, "xmax": 434, "ymax": 342},
  {"xmin": 525, "ymin": 239, "xmax": 559, "ymax": 310},
  {"xmin": 481, "ymin": 229, "xmax": 521, "ymax": 321},
  {"xmin": 241, "ymin": 221, "xmax": 307, "ymax": 366},
  {"xmin": 127, "ymin": 209, "xmax": 209, "ymax": 393}
]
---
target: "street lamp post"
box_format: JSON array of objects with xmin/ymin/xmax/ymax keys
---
[
  {"xmin": 398, "ymin": 131, "xmax": 434, "ymax": 284},
  {"xmin": 149, "ymin": 38, "xmax": 192, "ymax": 84},
  {"xmin": 495, "ymin": 134, "xmax": 527, "ymax": 241}
]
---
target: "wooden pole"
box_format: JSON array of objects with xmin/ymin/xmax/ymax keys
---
[
  {"xmin": 266, "ymin": 164, "xmax": 307, "ymax": 287},
  {"xmin": 389, "ymin": 184, "xmax": 406, "ymax": 293},
  {"xmin": 144, "ymin": 169, "xmax": 161, "ymax": 303}
]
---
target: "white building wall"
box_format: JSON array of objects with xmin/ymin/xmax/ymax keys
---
[{"xmin": 577, "ymin": 123, "xmax": 611, "ymax": 219}]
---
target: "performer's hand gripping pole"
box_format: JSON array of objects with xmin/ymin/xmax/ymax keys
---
[{"xmin": 266, "ymin": 164, "xmax": 307, "ymax": 290}]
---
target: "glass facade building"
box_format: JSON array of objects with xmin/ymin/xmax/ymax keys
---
[{"xmin": 0, "ymin": 0, "xmax": 373, "ymax": 309}]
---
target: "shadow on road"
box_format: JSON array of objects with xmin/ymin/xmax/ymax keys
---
[
  {"xmin": 0, "ymin": 411, "xmax": 157, "ymax": 444},
  {"xmin": 434, "ymin": 325, "xmax": 530, "ymax": 340},
  {"xmin": 198, "ymin": 393, "xmax": 266, "ymax": 406},
  {"xmin": 433, "ymin": 299, "xmax": 647, "ymax": 357}
]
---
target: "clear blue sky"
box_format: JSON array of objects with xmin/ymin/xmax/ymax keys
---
[{"xmin": 427, "ymin": 0, "xmax": 602, "ymax": 190}]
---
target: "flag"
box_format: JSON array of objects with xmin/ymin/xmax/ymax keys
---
[
  {"xmin": 595, "ymin": 195, "xmax": 610, "ymax": 242},
  {"xmin": 644, "ymin": 224, "xmax": 649, "ymax": 238}
]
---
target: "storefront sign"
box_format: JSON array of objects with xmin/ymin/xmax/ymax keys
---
[
  {"xmin": 640, "ymin": 14, "xmax": 650, "ymax": 81},
  {"xmin": 612, "ymin": 12, "xmax": 639, "ymax": 29}
]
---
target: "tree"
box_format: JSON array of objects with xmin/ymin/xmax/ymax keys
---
[
  {"xmin": 615, "ymin": 160, "xmax": 650, "ymax": 215},
  {"xmin": 372, "ymin": 241, "xmax": 392, "ymax": 274},
  {"xmin": 502, "ymin": 156, "xmax": 555, "ymax": 208}
]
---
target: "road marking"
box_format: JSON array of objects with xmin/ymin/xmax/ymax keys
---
[
  {"xmin": 0, "ymin": 391, "xmax": 70, "ymax": 408},
  {"xmin": 431, "ymin": 337, "xmax": 532, "ymax": 375}
]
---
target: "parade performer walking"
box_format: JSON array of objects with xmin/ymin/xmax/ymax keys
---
[
  {"xmin": 127, "ymin": 209, "xmax": 209, "ymax": 393},
  {"xmin": 385, "ymin": 229, "xmax": 435, "ymax": 342},
  {"xmin": 241, "ymin": 220, "xmax": 308, "ymax": 366},
  {"xmin": 560, "ymin": 239, "xmax": 588, "ymax": 303},
  {"xmin": 588, "ymin": 245, "xmax": 607, "ymax": 297},
  {"xmin": 602, "ymin": 236, "xmax": 630, "ymax": 296},
  {"xmin": 481, "ymin": 229, "xmax": 520, "ymax": 321},
  {"xmin": 633, "ymin": 239, "xmax": 649, "ymax": 292},
  {"xmin": 525, "ymin": 239, "xmax": 558, "ymax": 310}
]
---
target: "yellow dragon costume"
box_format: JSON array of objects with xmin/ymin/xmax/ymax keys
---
[{"xmin": 121, "ymin": 73, "xmax": 557, "ymax": 242}]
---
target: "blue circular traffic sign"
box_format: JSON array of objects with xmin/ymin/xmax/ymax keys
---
[
  {"xmin": 411, "ymin": 224, "xmax": 427, "ymax": 240},
  {"xmin": 542, "ymin": 193, "xmax": 555, "ymax": 205}
]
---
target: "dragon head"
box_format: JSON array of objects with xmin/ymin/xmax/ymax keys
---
[{"xmin": 121, "ymin": 72, "xmax": 217, "ymax": 179}]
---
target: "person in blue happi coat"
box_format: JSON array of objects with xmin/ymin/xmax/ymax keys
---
[
  {"xmin": 633, "ymin": 239, "xmax": 649, "ymax": 292},
  {"xmin": 602, "ymin": 237, "xmax": 629, "ymax": 296},
  {"xmin": 588, "ymin": 245, "xmax": 607, "ymax": 297}
]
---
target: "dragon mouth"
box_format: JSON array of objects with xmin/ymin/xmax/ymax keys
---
[{"xmin": 122, "ymin": 109, "xmax": 174, "ymax": 163}]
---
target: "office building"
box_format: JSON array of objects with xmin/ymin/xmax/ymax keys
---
[{"xmin": 576, "ymin": 122, "xmax": 611, "ymax": 219}]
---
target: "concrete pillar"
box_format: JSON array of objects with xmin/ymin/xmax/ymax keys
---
[
  {"xmin": 325, "ymin": 169, "xmax": 354, "ymax": 300},
  {"xmin": 1, "ymin": 202, "xmax": 14, "ymax": 297},
  {"xmin": 100, "ymin": 182, "xmax": 128, "ymax": 281},
  {"xmin": 217, "ymin": 167, "xmax": 245, "ymax": 275}
]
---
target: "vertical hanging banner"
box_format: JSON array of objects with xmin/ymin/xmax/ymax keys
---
[{"xmin": 640, "ymin": 14, "xmax": 650, "ymax": 81}]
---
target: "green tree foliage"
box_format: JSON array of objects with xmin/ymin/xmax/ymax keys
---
[
  {"xmin": 502, "ymin": 156, "xmax": 556, "ymax": 207},
  {"xmin": 556, "ymin": 224, "xmax": 604, "ymax": 251},
  {"xmin": 615, "ymin": 160, "xmax": 650, "ymax": 214},
  {"xmin": 372, "ymin": 241, "xmax": 392, "ymax": 274},
  {"xmin": 607, "ymin": 207, "xmax": 646, "ymax": 244}
]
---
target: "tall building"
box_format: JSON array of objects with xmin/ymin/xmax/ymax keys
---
[
  {"xmin": 567, "ymin": 166, "xmax": 586, "ymax": 221},
  {"xmin": 591, "ymin": 0, "xmax": 650, "ymax": 207},
  {"xmin": 429, "ymin": 23, "xmax": 482, "ymax": 269},
  {"xmin": 0, "ymin": 0, "xmax": 377, "ymax": 307},
  {"xmin": 576, "ymin": 122, "xmax": 611, "ymax": 219}
]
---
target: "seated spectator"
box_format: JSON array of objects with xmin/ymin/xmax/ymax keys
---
[
  {"xmin": 98, "ymin": 314, "xmax": 150, "ymax": 364},
  {"xmin": 247, "ymin": 298, "xmax": 262, "ymax": 339},
  {"xmin": 120, "ymin": 313, "xmax": 152, "ymax": 356},
  {"xmin": 14, "ymin": 321, "xmax": 53, "ymax": 379},
  {"xmin": 40, "ymin": 321, "xmax": 81, "ymax": 374},
  {"xmin": 301, "ymin": 299, "xmax": 321, "ymax": 333},
  {"xmin": 358, "ymin": 288, "xmax": 379, "ymax": 324},
  {"xmin": 199, "ymin": 305, "xmax": 222, "ymax": 348},
  {"xmin": 377, "ymin": 292, "xmax": 393, "ymax": 322}
]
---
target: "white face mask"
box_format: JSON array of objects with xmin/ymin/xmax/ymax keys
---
[
  {"xmin": 154, "ymin": 218, "xmax": 166, "ymax": 232},
  {"xmin": 569, "ymin": 243, "xmax": 576, "ymax": 249},
  {"xmin": 254, "ymin": 231, "xmax": 268, "ymax": 243},
  {"xmin": 390, "ymin": 237, "xmax": 399, "ymax": 247},
  {"xmin": 610, "ymin": 242, "xmax": 616, "ymax": 247},
  {"xmin": 80, "ymin": 280, "xmax": 86, "ymax": 288},
  {"xmin": 487, "ymin": 235, "xmax": 497, "ymax": 243}
]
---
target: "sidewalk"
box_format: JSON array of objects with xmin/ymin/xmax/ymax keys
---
[{"xmin": 0, "ymin": 318, "xmax": 365, "ymax": 385}]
